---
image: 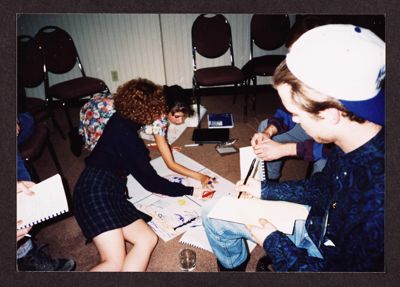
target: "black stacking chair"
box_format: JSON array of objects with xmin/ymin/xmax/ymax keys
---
[
  {"xmin": 17, "ymin": 35, "xmax": 65, "ymax": 139},
  {"xmin": 35, "ymin": 26, "xmax": 110, "ymax": 132},
  {"xmin": 191, "ymin": 14, "xmax": 247, "ymax": 124},
  {"xmin": 241, "ymin": 14, "xmax": 290, "ymax": 110},
  {"xmin": 18, "ymin": 122, "xmax": 64, "ymax": 184}
]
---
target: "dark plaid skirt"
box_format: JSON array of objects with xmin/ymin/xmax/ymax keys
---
[{"xmin": 73, "ymin": 167, "xmax": 152, "ymax": 243}]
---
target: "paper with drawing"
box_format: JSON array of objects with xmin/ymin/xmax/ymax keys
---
[{"xmin": 127, "ymin": 151, "xmax": 235, "ymax": 241}]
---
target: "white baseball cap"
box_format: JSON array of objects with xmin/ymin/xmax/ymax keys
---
[{"xmin": 286, "ymin": 24, "xmax": 385, "ymax": 125}]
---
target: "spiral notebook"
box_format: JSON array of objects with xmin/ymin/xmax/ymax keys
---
[
  {"xmin": 239, "ymin": 146, "xmax": 266, "ymax": 181},
  {"xmin": 17, "ymin": 174, "xmax": 69, "ymax": 230}
]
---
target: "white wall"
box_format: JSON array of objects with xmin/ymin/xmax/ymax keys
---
[{"xmin": 17, "ymin": 14, "xmax": 293, "ymax": 99}]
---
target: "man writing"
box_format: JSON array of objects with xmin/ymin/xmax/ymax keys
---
[{"xmin": 202, "ymin": 24, "xmax": 384, "ymax": 271}]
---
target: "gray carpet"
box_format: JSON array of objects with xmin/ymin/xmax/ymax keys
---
[{"xmin": 28, "ymin": 89, "xmax": 309, "ymax": 272}]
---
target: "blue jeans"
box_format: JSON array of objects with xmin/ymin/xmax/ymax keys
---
[
  {"xmin": 202, "ymin": 200, "xmax": 323, "ymax": 269},
  {"xmin": 201, "ymin": 201, "xmax": 255, "ymax": 269},
  {"xmin": 258, "ymin": 119, "xmax": 327, "ymax": 180}
]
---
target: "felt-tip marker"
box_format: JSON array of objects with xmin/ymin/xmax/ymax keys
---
[{"xmin": 184, "ymin": 143, "xmax": 201, "ymax": 147}]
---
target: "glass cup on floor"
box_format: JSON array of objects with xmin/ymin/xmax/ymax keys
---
[{"xmin": 179, "ymin": 248, "xmax": 196, "ymax": 271}]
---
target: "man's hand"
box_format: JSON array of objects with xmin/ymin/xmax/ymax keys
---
[
  {"xmin": 17, "ymin": 181, "xmax": 36, "ymax": 195},
  {"xmin": 235, "ymin": 178, "xmax": 261, "ymax": 199},
  {"xmin": 251, "ymin": 132, "xmax": 269, "ymax": 147},
  {"xmin": 247, "ymin": 218, "xmax": 277, "ymax": 246},
  {"xmin": 253, "ymin": 140, "xmax": 297, "ymax": 161},
  {"xmin": 17, "ymin": 181, "xmax": 36, "ymax": 241},
  {"xmin": 16, "ymin": 222, "xmax": 32, "ymax": 242}
]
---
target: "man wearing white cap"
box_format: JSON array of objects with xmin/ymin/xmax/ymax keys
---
[{"xmin": 202, "ymin": 24, "xmax": 384, "ymax": 271}]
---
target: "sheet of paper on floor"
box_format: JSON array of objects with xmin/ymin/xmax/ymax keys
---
[{"xmin": 127, "ymin": 151, "xmax": 236, "ymax": 241}]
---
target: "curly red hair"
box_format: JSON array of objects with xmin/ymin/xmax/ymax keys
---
[{"xmin": 113, "ymin": 78, "xmax": 166, "ymax": 125}]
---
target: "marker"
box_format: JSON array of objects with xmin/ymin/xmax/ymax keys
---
[
  {"xmin": 202, "ymin": 190, "xmax": 215, "ymax": 198},
  {"xmin": 173, "ymin": 217, "xmax": 198, "ymax": 230},
  {"xmin": 207, "ymin": 177, "xmax": 217, "ymax": 184},
  {"xmin": 184, "ymin": 143, "xmax": 201, "ymax": 147}
]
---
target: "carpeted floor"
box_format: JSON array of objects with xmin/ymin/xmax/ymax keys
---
[{"xmin": 27, "ymin": 87, "xmax": 309, "ymax": 272}]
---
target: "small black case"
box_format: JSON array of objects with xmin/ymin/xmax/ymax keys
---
[{"xmin": 192, "ymin": 128, "xmax": 229, "ymax": 144}]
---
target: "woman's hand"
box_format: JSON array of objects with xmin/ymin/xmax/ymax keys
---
[
  {"xmin": 198, "ymin": 174, "xmax": 215, "ymax": 188},
  {"xmin": 235, "ymin": 177, "xmax": 261, "ymax": 199}
]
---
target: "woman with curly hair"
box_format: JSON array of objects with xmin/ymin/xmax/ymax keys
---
[
  {"xmin": 73, "ymin": 78, "xmax": 208, "ymax": 271},
  {"xmin": 79, "ymin": 81, "xmax": 213, "ymax": 185}
]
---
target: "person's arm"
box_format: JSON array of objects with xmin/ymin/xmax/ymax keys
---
[
  {"xmin": 267, "ymin": 108, "xmax": 297, "ymax": 135},
  {"xmin": 260, "ymin": 190, "xmax": 384, "ymax": 271},
  {"xmin": 253, "ymin": 139, "xmax": 297, "ymax": 161},
  {"xmin": 154, "ymin": 134, "xmax": 213, "ymax": 186},
  {"xmin": 252, "ymin": 108, "xmax": 297, "ymax": 158}
]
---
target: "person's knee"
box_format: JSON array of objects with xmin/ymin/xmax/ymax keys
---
[
  {"xmin": 99, "ymin": 257, "xmax": 125, "ymax": 271},
  {"xmin": 257, "ymin": 119, "xmax": 269, "ymax": 133}
]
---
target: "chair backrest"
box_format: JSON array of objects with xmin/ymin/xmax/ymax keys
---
[
  {"xmin": 35, "ymin": 26, "xmax": 81, "ymax": 75},
  {"xmin": 17, "ymin": 35, "xmax": 46, "ymax": 88},
  {"xmin": 250, "ymin": 14, "xmax": 291, "ymax": 55},
  {"xmin": 192, "ymin": 14, "xmax": 233, "ymax": 62}
]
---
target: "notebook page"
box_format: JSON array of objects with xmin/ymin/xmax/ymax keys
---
[
  {"xmin": 207, "ymin": 196, "xmax": 310, "ymax": 234},
  {"xmin": 17, "ymin": 174, "xmax": 69, "ymax": 230}
]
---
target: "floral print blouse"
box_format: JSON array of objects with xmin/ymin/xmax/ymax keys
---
[
  {"xmin": 79, "ymin": 93, "xmax": 116, "ymax": 151},
  {"xmin": 79, "ymin": 93, "xmax": 167, "ymax": 151},
  {"xmin": 141, "ymin": 116, "xmax": 168, "ymax": 137}
]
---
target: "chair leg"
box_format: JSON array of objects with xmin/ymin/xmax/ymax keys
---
[
  {"xmin": 46, "ymin": 100, "xmax": 67, "ymax": 140},
  {"xmin": 242, "ymin": 82, "xmax": 248, "ymax": 123},
  {"xmin": 46, "ymin": 137, "xmax": 64, "ymax": 178},
  {"xmin": 252, "ymin": 77, "xmax": 257, "ymax": 111},
  {"xmin": 193, "ymin": 78, "xmax": 201, "ymax": 128},
  {"xmin": 50, "ymin": 112, "xmax": 66, "ymax": 140},
  {"xmin": 63, "ymin": 102, "xmax": 74, "ymax": 132}
]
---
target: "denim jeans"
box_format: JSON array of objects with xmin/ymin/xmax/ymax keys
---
[
  {"xmin": 202, "ymin": 200, "xmax": 323, "ymax": 269},
  {"xmin": 258, "ymin": 119, "xmax": 327, "ymax": 180},
  {"xmin": 201, "ymin": 200, "xmax": 255, "ymax": 269},
  {"xmin": 17, "ymin": 239, "xmax": 33, "ymax": 259}
]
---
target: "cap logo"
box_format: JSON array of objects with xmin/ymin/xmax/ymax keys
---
[{"xmin": 376, "ymin": 67, "xmax": 385, "ymax": 89}]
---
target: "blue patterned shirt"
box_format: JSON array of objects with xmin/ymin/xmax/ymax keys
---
[{"xmin": 261, "ymin": 129, "xmax": 384, "ymax": 271}]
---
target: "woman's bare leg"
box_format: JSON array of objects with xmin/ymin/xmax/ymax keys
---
[
  {"xmin": 90, "ymin": 228, "xmax": 126, "ymax": 271},
  {"xmin": 121, "ymin": 219, "xmax": 158, "ymax": 271}
]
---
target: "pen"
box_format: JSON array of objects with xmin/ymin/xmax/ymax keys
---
[
  {"xmin": 184, "ymin": 143, "xmax": 201, "ymax": 147},
  {"xmin": 173, "ymin": 217, "xmax": 198, "ymax": 230},
  {"xmin": 238, "ymin": 158, "xmax": 257, "ymax": 199}
]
